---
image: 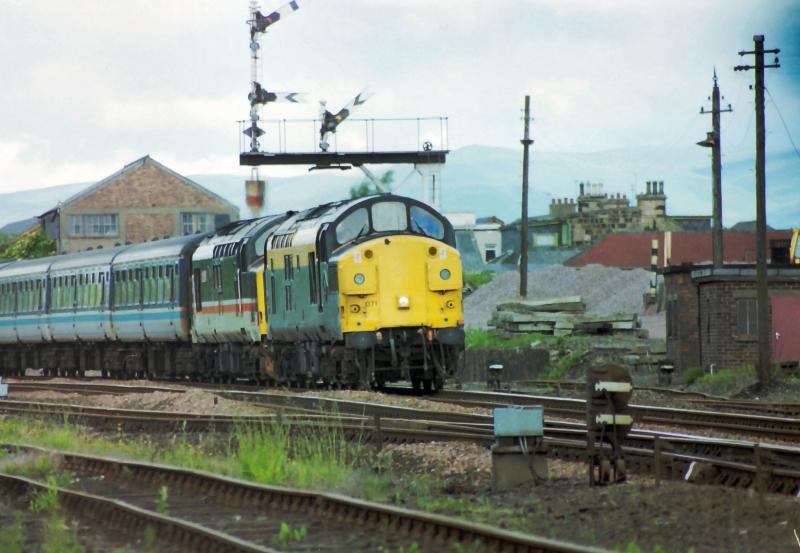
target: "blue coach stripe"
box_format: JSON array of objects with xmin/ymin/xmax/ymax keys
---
[{"xmin": 0, "ymin": 310, "xmax": 183, "ymax": 327}]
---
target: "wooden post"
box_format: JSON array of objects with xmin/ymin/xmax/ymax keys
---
[
  {"xmin": 520, "ymin": 96, "xmax": 533, "ymax": 298},
  {"xmin": 654, "ymin": 435, "xmax": 662, "ymax": 487},
  {"xmin": 754, "ymin": 444, "xmax": 764, "ymax": 505},
  {"xmin": 373, "ymin": 413, "xmax": 383, "ymax": 451}
]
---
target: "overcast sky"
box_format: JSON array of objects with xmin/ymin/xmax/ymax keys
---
[{"xmin": 0, "ymin": 0, "xmax": 798, "ymax": 194}]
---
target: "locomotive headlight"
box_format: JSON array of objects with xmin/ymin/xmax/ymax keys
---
[
  {"xmin": 353, "ymin": 273, "xmax": 365, "ymax": 285},
  {"xmin": 397, "ymin": 295, "xmax": 410, "ymax": 309},
  {"xmin": 439, "ymin": 268, "xmax": 451, "ymax": 280}
]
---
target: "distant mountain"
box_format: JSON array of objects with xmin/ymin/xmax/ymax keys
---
[{"xmin": 0, "ymin": 145, "xmax": 796, "ymax": 229}]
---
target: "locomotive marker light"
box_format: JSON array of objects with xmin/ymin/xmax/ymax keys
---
[
  {"xmin": 586, "ymin": 363, "xmax": 634, "ymax": 486},
  {"xmin": 491, "ymin": 405, "xmax": 547, "ymax": 491}
]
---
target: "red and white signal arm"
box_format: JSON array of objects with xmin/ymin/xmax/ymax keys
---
[{"xmin": 245, "ymin": 179, "xmax": 265, "ymax": 211}]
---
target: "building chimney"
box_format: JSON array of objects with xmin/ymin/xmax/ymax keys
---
[
  {"xmin": 646, "ymin": 181, "xmax": 651, "ymax": 194},
  {"xmin": 659, "ymin": 181, "xmax": 664, "ymax": 195}
]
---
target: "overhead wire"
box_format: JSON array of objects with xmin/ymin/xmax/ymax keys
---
[{"xmin": 765, "ymin": 86, "xmax": 800, "ymax": 161}]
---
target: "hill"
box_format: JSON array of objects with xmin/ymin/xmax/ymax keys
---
[{"xmin": 0, "ymin": 146, "xmax": 796, "ymax": 229}]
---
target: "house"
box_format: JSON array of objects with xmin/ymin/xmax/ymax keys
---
[
  {"xmin": 39, "ymin": 156, "xmax": 239, "ymax": 254},
  {"xmin": 536, "ymin": 180, "xmax": 711, "ymax": 247},
  {"xmin": 664, "ymin": 264, "xmax": 800, "ymax": 371},
  {"xmin": 445, "ymin": 213, "xmax": 503, "ymax": 270}
]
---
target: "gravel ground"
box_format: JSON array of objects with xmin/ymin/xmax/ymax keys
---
[
  {"xmin": 8, "ymin": 389, "xmax": 275, "ymax": 415},
  {"xmin": 387, "ymin": 441, "xmax": 800, "ymax": 552},
  {"xmin": 301, "ymin": 390, "xmax": 489, "ymax": 415},
  {"xmin": 465, "ymin": 264, "xmax": 653, "ymax": 328}
]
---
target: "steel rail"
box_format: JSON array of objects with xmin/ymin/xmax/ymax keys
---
[
  {"xmin": 431, "ymin": 390, "xmax": 800, "ymax": 441},
  {"xmin": 0, "ymin": 471, "xmax": 280, "ymax": 553},
  {"xmin": 2, "ymin": 397, "xmax": 800, "ymax": 495},
  {"xmin": 1, "ymin": 444, "xmax": 607, "ymax": 553}
]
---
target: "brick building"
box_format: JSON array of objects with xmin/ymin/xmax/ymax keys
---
[
  {"xmin": 39, "ymin": 156, "xmax": 239, "ymax": 254},
  {"xmin": 664, "ymin": 265, "xmax": 800, "ymax": 372}
]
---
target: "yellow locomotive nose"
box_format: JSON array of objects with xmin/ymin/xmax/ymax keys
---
[{"xmin": 337, "ymin": 235, "xmax": 463, "ymax": 332}]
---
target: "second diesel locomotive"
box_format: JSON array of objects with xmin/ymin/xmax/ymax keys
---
[{"xmin": 0, "ymin": 194, "xmax": 465, "ymax": 391}]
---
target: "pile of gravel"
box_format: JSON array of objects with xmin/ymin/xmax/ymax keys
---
[{"xmin": 464, "ymin": 264, "xmax": 653, "ymax": 329}]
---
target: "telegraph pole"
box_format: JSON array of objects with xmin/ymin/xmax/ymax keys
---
[
  {"xmin": 520, "ymin": 96, "xmax": 533, "ymax": 297},
  {"xmin": 697, "ymin": 69, "xmax": 732, "ymax": 268},
  {"xmin": 735, "ymin": 35, "xmax": 780, "ymax": 387}
]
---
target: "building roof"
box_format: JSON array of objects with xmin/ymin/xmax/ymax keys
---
[
  {"xmin": 729, "ymin": 220, "xmax": 775, "ymax": 232},
  {"xmin": 41, "ymin": 155, "xmax": 238, "ymax": 216},
  {"xmin": 567, "ymin": 231, "xmax": 794, "ymax": 269}
]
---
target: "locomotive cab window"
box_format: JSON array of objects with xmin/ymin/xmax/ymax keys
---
[
  {"xmin": 410, "ymin": 206, "xmax": 444, "ymax": 239},
  {"xmin": 335, "ymin": 208, "xmax": 368, "ymax": 244},
  {"xmin": 372, "ymin": 201, "xmax": 408, "ymax": 232}
]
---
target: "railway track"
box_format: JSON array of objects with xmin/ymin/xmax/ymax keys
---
[
  {"xmin": 0, "ymin": 444, "xmax": 605, "ymax": 553},
  {"xmin": 13, "ymin": 378, "xmax": 800, "ymax": 442},
  {"xmin": 430, "ymin": 389, "xmax": 800, "ymax": 442},
  {"xmin": 4, "ymin": 391, "xmax": 799, "ymax": 496}
]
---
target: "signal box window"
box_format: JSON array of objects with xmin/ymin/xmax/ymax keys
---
[{"xmin": 736, "ymin": 298, "xmax": 757, "ymax": 336}]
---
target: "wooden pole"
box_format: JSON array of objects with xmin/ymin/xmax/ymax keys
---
[{"xmin": 520, "ymin": 96, "xmax": 533, "ymax": 297}]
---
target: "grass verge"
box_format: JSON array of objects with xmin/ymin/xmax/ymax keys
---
[{"xmin": 0, "ymin": 415, "xmax": 394, "ymax": 501}]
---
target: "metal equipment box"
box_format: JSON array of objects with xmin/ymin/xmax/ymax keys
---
[{"xmin": 493, "ymin": 405, "xmax": 543, "ymax": 437}]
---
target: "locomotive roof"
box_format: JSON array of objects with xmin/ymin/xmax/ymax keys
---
[
  {"xmin": 271, "ymin": 194, "xmax": 452, "ymax": 249},
  {"xmin": 113, "ymin": 233, "xmax": 209, "ymax": 264},
  {"xmin": 193, "ymin": 213, "xmax": 289, "ymax": 259}
]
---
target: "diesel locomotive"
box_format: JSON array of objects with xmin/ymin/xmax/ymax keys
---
[{"xmin": 0, "ymin": 194, "xmax": 465, "ymax": 391}]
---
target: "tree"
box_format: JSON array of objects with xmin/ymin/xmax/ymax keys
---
[
  {"xmin": 349, "ymin": 170, "xmax": 394, "ymax": 199},
  {"xmin": 0, "ymin": 229, "xmax": 56, "ymax": 260}
]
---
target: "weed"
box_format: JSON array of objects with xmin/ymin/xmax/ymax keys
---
[
  {"xmin": 463, "ymin": 271, "xmax": 494, "ymax": 291},
  {"xmin": 681, "ymin": 367, "xmax": 704, "ymax": 386},
  {"xmin": 29, "ymin": 477, "xmax": 60, "ymax": 513},
  {"xmin": 380, "ymin": 544, "xmax": 419, "ymax": 553},
  {"xmin": 466, "ymin": 328, "xmax": 553, "ymax": 350},
  {"xmin": 42, "ymin": 511, "xmax": 83, "ymax": 553},
  {"xmin": 142, "ymin": 526, "xmax": 157, "ymax": 553},
  {"xmin": 0, "ymin": 512, "xmax": 25, "ymax": 553},
  {"xmin": 540, "ymin": 347, "xmax": 588, "ymax": 380},
  {"xmin": 275, "ymin": 522, "xmax": 307, "ymax": 549},
  {"xmin": 155, "ymin": 485, "xmax": 169, "ymax": 515}
]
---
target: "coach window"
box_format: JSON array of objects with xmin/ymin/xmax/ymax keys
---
[
  {"xmin": 336, "ymin": 208, "xmax": 369, "ymax": 244},
  {"xmin": 165, "ymin": 265, "xmax": 174, "ymax": 305},
  {"xmin": 409, "ymin": 206, "xmax": 444, "ymax": 239},
  {"xmin": 372, "ymin": 201, "xmax": 408, "ymax": 232}
]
